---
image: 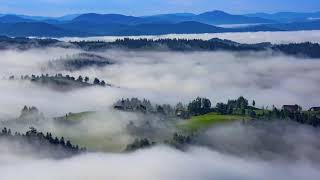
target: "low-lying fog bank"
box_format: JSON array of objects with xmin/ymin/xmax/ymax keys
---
[
  {"xmin": 3, "ymin": 120, "xmax": 320, "ymax": 179},
  {"xmin": 2, "ymin": 120, "xmax": 320, "ymax": 180},
  {"xmin": 0, "ymin": 48, "xmax": 319, "ymax": 118},
  {"xmin": 1, "ymin": 37, "xmax": 320, "ymax": 179},
  {"xmin": 1, "ymin": 145, "xmax": 320, "ymax": 180},
  {"xmin": 58, "ymin": 30, "xmax": 320, "ymax": 44}
]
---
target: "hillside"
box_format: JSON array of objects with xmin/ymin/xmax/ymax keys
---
[
  {"xmin": 0, "ymin": 15, "xmax": 35, "ymax": 23},
  {"xmin": 246, "ymin": 11, "xmax": 320, "ymax": 23},
  {"xmin": 73, "ymin": 13, "xmax": 143, "ymax": 25},
  {"xmin": 0, "ymin": 10, "xmax": 319, "ymax": 37},
  {"xmin": 0, "ymin": 22, "xmax": 88, "ymax": 37},
  {"xmin": 269, "ymin": 20, "xmax": 320, "ymax": 31},
  {"xmin": 178, "ymin": 112, "xmax": 249, "ymax": 132},
  {"xmin": 193, "ymin": 10, "xmax": 275, "ymax": 25}
]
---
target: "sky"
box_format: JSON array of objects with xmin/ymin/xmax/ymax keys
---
[{"xmin": 0, "ymin": 0, "xmax": 319, "ymax": 17}]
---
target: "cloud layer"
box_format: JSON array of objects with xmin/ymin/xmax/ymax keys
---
[
  {"xmin": 1, "ymin": 145, "xmax": 320, "ymax": 180},
  {"xmin": 59, "ymin": 30, "xmax": 320, "ymax": 44},
  {"xmin": 1, "ymin": 36, "xmax": 320, "ymax": 179},
  {"xmin": 0, "ymin": 47, "xmax": 320, "ymax": 119}
]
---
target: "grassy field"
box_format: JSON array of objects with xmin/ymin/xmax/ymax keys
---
[
  {"xmin": 56, "ymin": 110, "xmax": 251, "ymax": 151},
  {"xmin": 179, "ymin": 112, "xmax": 250, "ymax": 132},
  {"xmin": 55, "ymin": 111, "xmax": 128, "ymax": 152}
]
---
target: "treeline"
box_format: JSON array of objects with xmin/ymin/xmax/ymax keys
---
[
  {"xmin": 114, "ymin": 96, "xmax": 320, "ymax": 127},
  {"xmin": 274, "ymin": 42, "xmax": 320, "ymax": 58},
  {"xmin": 254, "ymin": 105, "xmax": 320, "ymax": 127},
  {"xmin": 114, "ymin": 97, "xmax": 249, "ymax": 118},
  {"xmin": 73, "ymin": 38, "xmax": 267, "ymax": 51},
  {"xmin": 0, "ymin": 36, "xmax": 61, "ymax": 50},
  {"xmin": 48, "ymin": 53, "xmax": 113, "ymax": 71},
  {"xmin": 1, "ymin": 36, "xmax": 320, "ymax": 58},
  {"xmin": 114, "ymin": 97, "xmax": 216, "ymax": 118},
  {"xmin": 72, "ymin": 38, "xmax": 320, "ymax": 58},
  {"xmin": 9, "ymin": 74, "xmax": 110, "ymax": 88},
  {"xmin": 125, "ymin": 133, "xmax": 193, "ymax": 152},
  {"xmin": 124, "ymin": 97, "xmax": 320, "ymax": 152},
  {"xmin": 114, "ymin": 98, "xmax": 177, "ymax": 116},
  {"xmin": 0, "ymin": 127, "xmax": 86, "ymax": 158},
  {"xmin": 19, "ymin": 105, "xmax": 45, "ymax": 121}
]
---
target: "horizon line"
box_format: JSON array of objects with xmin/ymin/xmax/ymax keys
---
[{"xmin": 1, "ymin": 9, "xmax": 320, "ymax": 19}]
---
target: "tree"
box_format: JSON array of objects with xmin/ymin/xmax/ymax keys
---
[
  {"xmin": 216, "ymin": 103, "xmax": 227, "ymax": 114},
  {"xmin": 241, "ymin": 108, "xmax": 246, "ymax": 115},
  {"xmin": 77, "ymin": 76, "xmax": 83, "ymax": 82},
  {"xmin": 84, "ymin": 76, "xmax": 89, "ymax": 83},
  {"xmin": 54, "ymin": 137, "xmax": 59, "ymax": 144},
  {"xmin": 22, "ymin": 105, "xmax": 29, "ymax": 113},
  {"xmin": 60, "ymin": 137, "xmax": 65, "ymax": 146},
  {"xmin": 187, "ymin": 97, "xmax": 202, "ymax": 115},
  {"xmin": 237, "ymin": 96, "xmax": 248, "ymax": 109},
  {"xmin": 100, "ymin": 80, "xmax": 106, "ymax": 86},
  {"xmin": 1, "ymin": 127, "xmax": 8, "ymax": 135},
  {"xmin": 93, "ymin": 78, "xmax": 100, "ymax": 85},
  {"xmin": 157, "ymin": 105, "xmax": 165, "ymax": 114},
  {"xmin": 0, "ymin": 127, "xmax": 85, "ymax": 156},
  {"xmin": 202, "ymin": 98, "xmax": 211, "ymax": 111},
  {"xmin": 66, "ymin": 140, "xmax": 73, "ymax": 148},
  {"xmin": 252, "ymin": 100, "xmax": 256, "ymax": 107},
  {"xmin": 175, "ymin": 102, "xmax": 185, "ymax": 111},
  {"xmin": 187, "ymin": 97, "xmax": 212, "ymax": 116}
]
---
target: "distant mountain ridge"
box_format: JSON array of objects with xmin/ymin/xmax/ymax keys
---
[
  {"xmin": 268, "ymin": 20, "xmax": 320, "ymax": 31},
  {"xmin": 193, "ymin": 10, "xmax": 275, "ymax": 25},
  {"xmin": 0, "ymin": 10, "xmax": 319, "ymax": 37},
  {"xmin": 2, "ymin": 36, "xmax": 320, "ymax": 59},
  {"xmin": 0, "ymin": 21, "xmax": 285, "ymax": 37},
  {"xmin": 73, "ymin": 13, "xmax": 143, "ymax": 25},
  {"xmin": 2, "ymin": 10, "xmax": 320, "ymax": 24},
  {"xmin": 0, "ymin": 22, "xmax": 88, "ymax": 37},
  {"xmin": 72, "ymin": 11, "xmax": 274, "ymax": 25},
  {"xmin": 0, "ymin": 15, "xmax": 35, "ymax": 23},
  {"xmin": 246, "ymin": 11, "xmax": 320, "ymax": 23}
]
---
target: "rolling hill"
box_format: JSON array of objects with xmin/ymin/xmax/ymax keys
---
[
  {"xmin": 73, "ymin": 13, "xmax": 143, "ymax": 25},
  {"xmin": 268, "ymin": 20, "xmax": 320, "ymax": 31},
  {"xmin": 0, "ymin": 22, "xmax": 88, "ymax": 37},
  {"xmin": 0, "ymin": 15, "xmax": 35, "ymax": 23},
  {"xmin": 246, "ymin": 11, "xmax": 320, "ymax": 23},
  {"xmin": 124, "ymin": 21, "xmax": 227, "ymax": 35},
  {"xmin": 193, "ymin": 10, "xmax": 275, "ymax": 25},
  {"xmin": 0, "ymin": 10, "xmax": 318, "ymax": 37}
]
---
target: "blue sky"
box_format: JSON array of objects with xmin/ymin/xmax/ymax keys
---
[{"xmin": 0, "ymin": 0, "xmax": 319, "ymax": 16}]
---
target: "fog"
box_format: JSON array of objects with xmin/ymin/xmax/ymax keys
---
[
  {"xmin": 1, "ymin": 48, "xmax": 319, "ymax": 119},
  {"xmin": 1, "ymin": 38, "xmax": 320, "ymax": 179},
  {"xmin": 58, "ymin": 30, "xmax": 320, "ymax": 44},
  {"xmin": 1, "ymin": 145, "xmax": 320, "ymax": 180},
  {"xmin": 2, "ymin": 120, "xmax": 320, "ymax": 179},
  {"xmin": 197, "ymin": 121, "xmax": 320, "ymax": 162}
]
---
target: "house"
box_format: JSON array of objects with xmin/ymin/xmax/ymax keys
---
[
  {"xmin": 176, "ymin": 109, "xmax": 183, "ymax": 117},
  {"xmin": 282, "ymin": 105, "xmax": 302, "ymax": 113},
  {"xmin": 309, "ymin": 107, "xmax": 320, "ymax": 112}
]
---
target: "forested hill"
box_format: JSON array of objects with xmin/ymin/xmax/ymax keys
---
[
  {"xmin": 0, "ymin": 127, "xmax": 86, "ymax": 159},
  {"xmin": 73, "ymin": 39, "xmax": 320, "ymax": 58},
  {"xmin": 1, "ymin": 36, "xmax": 320, "ymax": 58}
]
